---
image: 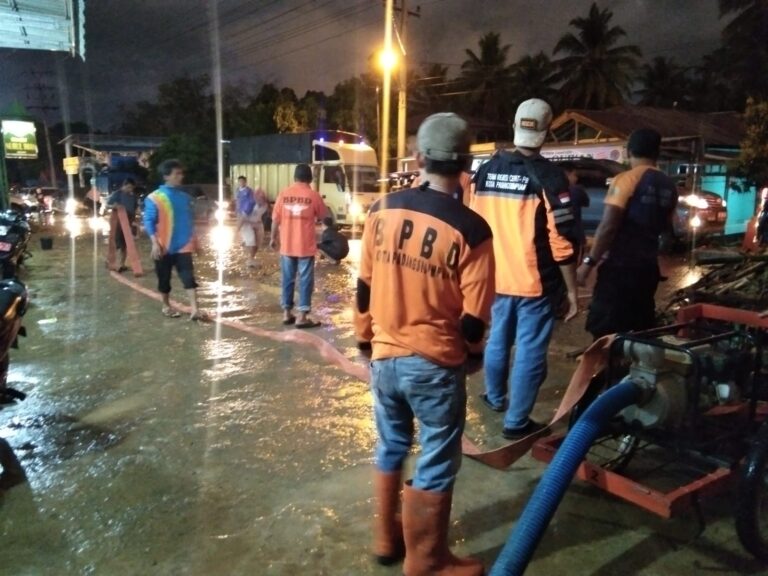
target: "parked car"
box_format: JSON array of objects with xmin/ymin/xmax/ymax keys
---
[
  {"xmin": 672, "ymin": 177, "xmax": 727, "ymax": 238},
  {"xmin": 552, "ymin": 158, "xmax": 624, "ymax": 235},
  {"xmin": 553, "ymin": 159, "xmax": 727, "ymax": 242}
]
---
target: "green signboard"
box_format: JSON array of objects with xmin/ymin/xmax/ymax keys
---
[{"xmin": 2, "ymin": 120, "xmax": 38, "ymax": 160}]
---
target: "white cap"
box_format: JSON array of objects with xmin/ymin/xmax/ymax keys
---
[{"xmin": 513, "ymin": 99, "xmax": 553, "ymax": 149}]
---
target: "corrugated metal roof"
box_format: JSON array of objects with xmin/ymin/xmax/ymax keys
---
[
  {"xmin": 0, "ymin": 0, "xmax": 85, "ymax": 58},
  {"xmin": 58, "ymin": 133, "xmax": 166, "ymax": 154},
  {"xmin": 550, "ymin": 106, "xmax": 745, "ymax": 147}
]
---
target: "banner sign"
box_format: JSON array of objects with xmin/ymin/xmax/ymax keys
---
[
  {"xmin": 540, "ymin": 142, "xmax": 626, "ymax": 163},
  {"xmin": 2, "ymin": 120, "xmax": 38, "ymax": 159}
]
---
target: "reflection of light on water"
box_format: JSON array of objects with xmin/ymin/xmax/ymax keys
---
[
  {"xmin": 679, "ymin": 267, "xmax": 703, "ymax": 288},
  {"xmin": 214, "ymin": 201, "xmax": 227, "ymax": 225},
  {"xmin": 88, "ymin": 216, "xmax": 109, "ymax": 234},
  {"xmin": 65, "ymin": 215, "xmax": 83, "ymax": 237},
  {"xmin": 345, "ymin": 239, "xmax": 362, "ymax": 290},
  {"xmin": 211, "ymin": 224, "xmax": 233, "ymax": 252}
]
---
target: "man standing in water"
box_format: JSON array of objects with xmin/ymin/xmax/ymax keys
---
[
  {"xmin": 143, "ymin": 159, "xmax": 206, "ymax": 321},
  {"xmin": 107, "ymin": 178, "xmax": 139, "ymax": 272},
  {"xmin": 357, "ymin": 113, "xmax": 495, "ymax": 575},
  {"xmin": 235, "ymin": 175, "xmax": 268, "ymax": 268},
  {"xmin": 472, "ymin": 98, "xmax": 578, "ymax": 441},
  {"xmin": 270, "ymin": 163, "xmax": 326, "ymax": 328}
]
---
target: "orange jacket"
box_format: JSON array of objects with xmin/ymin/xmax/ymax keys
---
[
  {"xmin": 471, "ymin": 151, "xmax": 576, "ymax": 298},
  {"xmin": 356, "ymin": 187, "xmax": 495, "ymax": 367}
]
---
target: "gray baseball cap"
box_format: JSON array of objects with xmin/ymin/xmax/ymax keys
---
[{"xmin": 417, "ymin": 113, "xmax": 471, "ymax": 161}]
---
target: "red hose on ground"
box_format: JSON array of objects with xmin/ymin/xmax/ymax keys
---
[{"xmin": 110, "ymin": 270, "xmax": 608, "ymax": 470}]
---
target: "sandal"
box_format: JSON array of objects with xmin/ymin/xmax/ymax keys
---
[
  {"xmin": 162, "ymin": 307, "xmax": 182, "ymax": 318},
  {"xmin": 282, "ymin": 315, "xmax": 296, "ymax": 326},
  {"xmin": 189, "ymin": 312, "xmax": 211, "ymax": 323},
  {"xmin": 296, "ymin": 319, "xmax": 321, "ymax": 329}
]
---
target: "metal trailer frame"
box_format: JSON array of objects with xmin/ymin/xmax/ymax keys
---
[{"xmin": 532, "ymin": 304, "xmax": 768, "ymax": 519}]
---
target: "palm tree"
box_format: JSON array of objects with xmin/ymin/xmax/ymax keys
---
[
  {"xmin": 636, "ymin": 57, "xmax": 690, "ymax": 108},
  {"xmin": 553, "ymin": 2, "xmax": 641, "ymax": 109},
  {"xmin": 410, "ymin": 63, "xmax": 451, "ymax": 115},
  {"xmin": 716, "ymin": 0, "xmax": 768, "ymax": 104},
  {"xmin": 460, "ymin": 32, "xmax": 514, "ymax": 122},
  {"xmin": 509, "ymin": 52, "xmax": 559, "ymax": 110},
  {"xmin": 719, "ymin": 0, "xmax": 768, "ymax": 41}
]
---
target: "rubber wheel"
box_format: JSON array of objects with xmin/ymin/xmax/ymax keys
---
[{"xmin": 736, "ymin": 421, "xmax": 768, "ymax": 561}]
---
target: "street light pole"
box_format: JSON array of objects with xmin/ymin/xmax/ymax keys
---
[
  {"xmin": 396, "ymin": 0, "xmax": 407, "ymax": 166},
  {"xmin": 380, "ymin": 0, "xmax": 394, "ymax": 194}
]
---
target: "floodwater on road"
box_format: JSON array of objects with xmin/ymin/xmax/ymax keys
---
[{"xmin": 0, "ymin": 220, "xmax": 761, "ymax": 575}]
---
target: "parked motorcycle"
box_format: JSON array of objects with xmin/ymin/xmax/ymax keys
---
[
  {"xmin": 0, "ymin": 278, "xmax": 28, "ymax": 404},
  {"xmin": 0, "ymin": 211, "xmax": 32, "ymax": 279}
]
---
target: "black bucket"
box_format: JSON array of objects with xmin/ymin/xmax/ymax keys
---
[{"xmin": 40, "ymin": 237, "xmax": 53, "ymax": 250}]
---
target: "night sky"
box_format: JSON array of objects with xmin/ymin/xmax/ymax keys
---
[{"xmin": 0, "ymin": 0, "xmax": 725, "ymax": 130}]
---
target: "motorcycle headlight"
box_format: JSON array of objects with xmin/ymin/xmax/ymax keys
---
[
  {"xmin": 0, "ymin": 226, "xmax": 9, "ymax": 236},
  {"xmin": 682, "ymin": 194, "xmax": 709, "ymax": 210}
]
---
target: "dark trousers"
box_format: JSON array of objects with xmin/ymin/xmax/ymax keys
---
[
  {"xmin": 586, "ymin": 261, "xmax": 660, "ymax": 339},
  {"xmin": 154, "ymin": 253, "xmax": 198, "ymax": 294}
]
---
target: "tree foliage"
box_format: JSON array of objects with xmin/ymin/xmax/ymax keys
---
[
  {"xmin": 460, "ymin": 32, "xmax": 514, "ymax": 122},
  {"xmin": 736, "ymin": 98, "xmax": 768, "ymax": 185},
  {"xmin": 116, "ymin": 1, "xmax": 768, "ymax": 181},
  {"xmin": 636, "ymin": 57, "xmax": 690, "ymax": 108},
  {"xmin": 553, "ymin": 2, "xmax": 641, "ymax": 109}
]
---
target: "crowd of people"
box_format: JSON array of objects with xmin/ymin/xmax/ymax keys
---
[
  {"xmin": 355, "ymin": 101, "xmax": 677, "ymax": 575},
  {"xmin": 115, "ymin": 95, "xmax": 676, "ymax": 575}
]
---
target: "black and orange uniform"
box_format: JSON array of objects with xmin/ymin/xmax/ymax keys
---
[
  {"xmin": 472, "ymin": 150, "xmax": 577, "ymax": 300},
  {"xmin": 471, "ymin": 150, "xmax": 577, "ymax": 434},
  {"xmin": 356, "ymin": 186, "xmax": 495, "ymax": 367},
  {"xmin": 587, "ymin": 165, "xmax": 678, "ymax": 338}
]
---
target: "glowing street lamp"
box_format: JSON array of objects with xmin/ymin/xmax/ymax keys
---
[{"xmin": 378, "ymin": 48, "xmax": 398, "ymax": 72}]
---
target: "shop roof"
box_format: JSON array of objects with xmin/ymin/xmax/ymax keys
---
[{"xmin": 549, "ymin": 106, "xmax": 744, "ymax": 148}]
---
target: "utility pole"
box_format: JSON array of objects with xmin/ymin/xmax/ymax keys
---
[
  {"xmin": 25, "ymin": 70, "xmax": 59, "ymax": 188},
  {"xmin": 380, "ymin": 0, "xmax": 394, "ymax": 194},
  {"xmin": 394, "ymin": 1, "xmax": 420, "ymax": 167}
]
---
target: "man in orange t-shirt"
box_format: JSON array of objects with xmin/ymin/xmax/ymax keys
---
[{"xmin": 270, "ymin": 164, "xmax": 327, "ymax": 328}]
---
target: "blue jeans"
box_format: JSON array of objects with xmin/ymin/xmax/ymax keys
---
[
  {"xmin": 280, "ymin": 256, "xmax": 314, "ymax": 312},
  {"xmin": 484, "ymin": 295, "xmax": 554, "ymax": 431},
  {"xmin": 371, "ymin": 356, "xmax": 466, "ymax": 492}
]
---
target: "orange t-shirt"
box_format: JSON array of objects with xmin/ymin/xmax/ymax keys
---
[
  {"xmin": 356, "ymin": 187, "xmax": 495, "ymax": 367},
  {"xmin": 272, "ymin": 182, "xmax": 327, "ymax": 257}
]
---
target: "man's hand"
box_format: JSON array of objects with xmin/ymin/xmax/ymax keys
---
[
  {"xmin": 150, "ymin": 240, "xmax": 165, "ymax": 261},
  {"xmin": 269, "ymin": 236, "xmax": 278, "ymax": 251},
  {"xmin": 563, "ymin": 290, "xmax": 579, "ymax": 322},
  {"xmin": 576, "ymin": 263, "xmax": 593, "ymax": 287}
]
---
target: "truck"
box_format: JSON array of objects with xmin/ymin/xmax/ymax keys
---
[{"xmin": 229, "ymin": 131, "xmax": 380, "ymax": 227}]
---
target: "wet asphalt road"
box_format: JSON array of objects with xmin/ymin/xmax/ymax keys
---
[{"xmin": 0, "ymin": 220, "xmax": 760, "ymax": 576}]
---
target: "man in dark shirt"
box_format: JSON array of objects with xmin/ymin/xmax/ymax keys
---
[
  {"xmin": 317, "ymin": 217, "xmax": 349, "ymax": 264},
  {"xmin": 561, "ymin": 162, "xmax": 590, "ymax": 261},
  {"xmin": 107, "ymin": 178, "xmax": 139, "ymax": 272},
  {"xmin": 577, "ymin": 129, "xmax": 678, "ymax": 339}
]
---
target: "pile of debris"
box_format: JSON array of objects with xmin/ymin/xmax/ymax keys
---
[{"xmin": 669, "ymin": 251, "xmax": 768, "ymax": 311}]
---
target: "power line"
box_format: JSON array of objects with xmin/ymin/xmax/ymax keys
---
[
  {"xmin": 221, "ymin": 1, "xmax": 374, "ymax": 61},
  {"xmin": 221, "ymin": 9, "xmax": 381, "ymax": 78}
]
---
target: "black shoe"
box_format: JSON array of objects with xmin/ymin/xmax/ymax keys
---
[
  {"xmin": 502, "ymin": 420, "xmax": 548, "ymax": 441},
  {"xmin": 479, "ymin": 393, "xmax": 505, "ymax": 413}
]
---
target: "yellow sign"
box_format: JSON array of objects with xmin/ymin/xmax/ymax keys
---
[{"xmin": 63, "ymin": 156, "xmax": 80, "ymax": 175}]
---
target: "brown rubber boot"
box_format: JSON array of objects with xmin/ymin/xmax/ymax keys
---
[
  {"xmin": 402, "ymin": 484, "xmax": 484, "ymax": 576},
  {"xmin": 372, "ymin": 469, "xmax": 405, "ymax": 565}
]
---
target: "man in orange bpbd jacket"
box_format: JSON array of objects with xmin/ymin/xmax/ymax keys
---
[
  {"xmin": 472, "ymin": 98, "xmax": 579, "ymax": 441},
  {"xmin": 356, "ymin": 113, "xmax": 495, "ymax": 575}
]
